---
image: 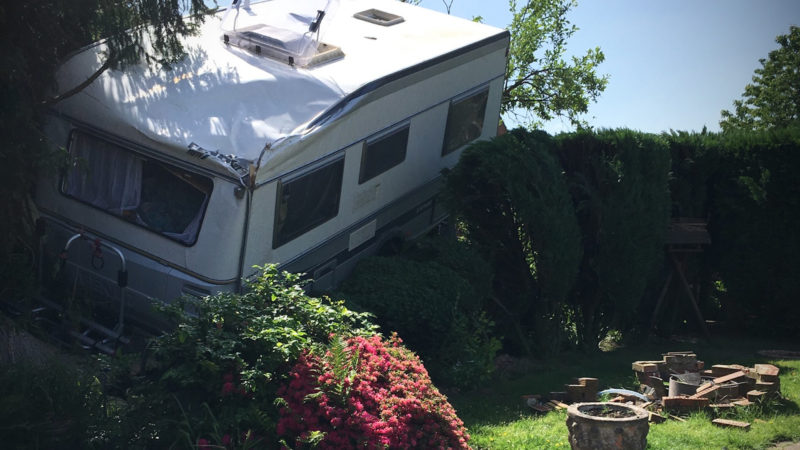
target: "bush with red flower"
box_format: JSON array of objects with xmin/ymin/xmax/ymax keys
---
[
  {"xmin": 105, "ymin": 265, "xmax": 378, "ymax": 448},
  {"xmin": 277, "ymin": 334, "xmax": 470, "ymax": 449}
]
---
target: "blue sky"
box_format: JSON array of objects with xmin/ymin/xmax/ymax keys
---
[{"xmin": 422, "ymin": 0, "xmax": 800, "ymax": 134}]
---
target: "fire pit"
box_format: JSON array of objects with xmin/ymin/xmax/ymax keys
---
[{"xmin": 566, "ymin": 402, "xmax": 649, "ymax": 450}]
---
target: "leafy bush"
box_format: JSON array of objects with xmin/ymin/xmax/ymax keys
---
[
  {"xmin": 108, "ymin": 265, "xmax": 377, "ymax": 448},
  {"xmin": 338, "ymin": 238, "xmax": 500, "ymax": 389},
  {"xmin": 277, "ymin": 334, "xmax": 470, "ymax": 449},
  {"xmin": 0, "ymin": 360, "xmax": 111, "ymax": 449}
]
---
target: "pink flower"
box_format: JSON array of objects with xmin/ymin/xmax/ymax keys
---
[
  {"xmin": 197, "ymin": 438, "xmax": 210, "ymax": 448},
  {"xmin": 221, "ymin": 381, "xmax": 235, "ymax": 396}
]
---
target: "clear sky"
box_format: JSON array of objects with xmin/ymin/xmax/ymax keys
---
[{"xmin": 422, "ymin": 0, "xmax": 800, "ymax": 134}]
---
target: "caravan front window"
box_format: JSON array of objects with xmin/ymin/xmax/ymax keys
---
[
  {"xmin": 441, "ymin": 88, "xmax": 489, "ymax": 155},
  {"xmin": 273, "ymin": 158, "xmax": 344, "ymax": 248},
  {"xmin": 63, "ymin": 132, "xmax": 213, "ymax": 245}
]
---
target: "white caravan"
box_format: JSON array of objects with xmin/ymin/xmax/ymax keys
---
[{"xmin": 35, "ymin": 0, "xmax": 509, "ymax": 342}]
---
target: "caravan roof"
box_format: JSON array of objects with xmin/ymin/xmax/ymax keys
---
[{"xmin": 53, "ymin": 0, "xmax": 507, "ymax": 176}]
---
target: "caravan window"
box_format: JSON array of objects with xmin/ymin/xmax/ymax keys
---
[
  {"xmin": 441, "ymin": 88, "xmax": 489, "ymax": 155},
  {"xmin": 359, "ymin": 124, "xmax": 409, "ymax": 184},
  {"xmin": 62, "ymin": 132, "xmax": 213, "ymax": 245},
  {"xmin": 273, "ymin": 158, "xmax": 344, "ymax": 248}
]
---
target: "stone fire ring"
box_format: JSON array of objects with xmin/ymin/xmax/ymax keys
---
[{"xmin": 566, "ymin": 402, "xmax": 650, "ymax": 450}]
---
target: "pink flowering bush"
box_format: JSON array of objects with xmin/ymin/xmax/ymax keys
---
[{"xmin": 277, "ymin": 334, "xmax": 470, "ymax": 449}]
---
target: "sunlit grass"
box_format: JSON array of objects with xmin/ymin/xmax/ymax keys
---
[{"xmin": 449, "ymin": 336, "xmax": 800, "ymax": 449}]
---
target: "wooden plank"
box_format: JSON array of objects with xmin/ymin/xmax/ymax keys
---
[
  {"xmin": 691, "ymin": 384, "xmax": 720, "ymax": 399},
  {"xmin": 549, "ymin": 400, "xmax": 569, "ymax": 410},
  {"xmin": 669, "ymin": 414, "xmax": 687, "ymax": 422},
  {"xmin": 712, "ymin": 418, "xmax": 751, "ymax": 430},
  {"xmin": 712, "ymin": 370, "xmax": 748, "ymax": 384},
  {"xmin": 711, "ymin": 364, "xmax": 747, "ymax": 377}
]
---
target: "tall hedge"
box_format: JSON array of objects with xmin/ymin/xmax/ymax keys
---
[
  {"xmin": 668, "ymin": 127, "xmax": 800, "ymax": 335},
  {"xmin": 557, "ymin": 130, "xmax": 671, "ymax": 347},
  {"xmin": 443, "ymin": 128, "xmax": 671, "ymax": 352},
  {"xmin": 443, "ymin": 129, "xmax": 582, "ymax": 354}
]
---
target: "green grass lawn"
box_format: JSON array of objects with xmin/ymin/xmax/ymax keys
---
[{"xmin": 448, "ymin": 335, "xmax": 800, "ymax": 449}]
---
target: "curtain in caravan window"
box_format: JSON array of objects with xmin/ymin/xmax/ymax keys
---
[
  {"xmin": 63, "ymin": 132, "xmax": 213, "ymax": 246},
  {"xmin": 65, "ymin": 133, "xmax": 142, "ymax": 214}
]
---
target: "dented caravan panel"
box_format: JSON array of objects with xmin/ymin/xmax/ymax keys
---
[{"xmin": 35, "ymin": 0, "xmax": 509, "ymax": 328}]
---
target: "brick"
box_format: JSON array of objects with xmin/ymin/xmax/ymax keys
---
[
  {"xmin": 578, "ymin": 377, "xmax": 599, "ymax": 390},
  {"xmin": 713, "ymin": 370, "xmax": 748, "ymax": 384},
  {"xmin": 759, "ymin": 374, "xmax": 780, "ymax": 383},
  {"xmin": 712, "ymin": 418, "xmax": 751, "ymax": 430},
  {"xmin": 755, "ymin": 380, "xmax": 780, "ymax": 393},
  {"xmin": 754, "ymin": 364, "xmax": 779, "ymax": 377},
  {"xmin": 696, "ymin": 360, "xmax": 705, "ymax": 370},
  {"xmin": 566, "ymin": 384, "xmax": 592, "ymax": 403},
  {"xmin": 632, "ymin": 361, "xmax": 660, "ymax": 372},
  {"xmin": 747, "ymin": 390, "xmax": 767, "ymax": 401},
  {"xmin": 663, "ymin": 396, "xmax": 709, "ymax": 410}
]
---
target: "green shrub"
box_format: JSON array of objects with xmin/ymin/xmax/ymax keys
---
[
  {"xmin": 557, "ymin": 130, "xmax": 671, "ymax": 346},
  {"xmin": 443, "ymin": 129, "xmax": 582, "ymax": 354},
  {"xmin": 338, "ymin": 238, "xmax": 500, "ymax": 389},
  {"xmin": 108, "ymin": 265, "xmax": 377, "ymax": 447},
  {"xmin": 0, "ymin": 361, "xmax": 111, "ymax": 449}
]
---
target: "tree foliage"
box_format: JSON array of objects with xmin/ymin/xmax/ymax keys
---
[
  {"xmin": 0, "ymin": 0, "xmax": 212, "ymax": 298},
  {"xmin": 503, "ymin": 0, "xmax": 608, "ymax": 128},
  {"xmin": 720, "ymin": 26, "xmax": 800, "ymax": 132}
]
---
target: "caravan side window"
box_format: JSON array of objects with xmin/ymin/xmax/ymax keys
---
[
  {"xmin": 359, "ymin": 124, "xmax": 409, "ymax": 184},
  {"xmin": 273, "ymin": 158, "xmax": 344, "ymax": 248},
  {"xmin": 62, "ymin": 131, "xmax": 213, "ymax": 246},
  {"xmin": 441, "ymin": 88, "xmax": 489, "ymax": 155}
]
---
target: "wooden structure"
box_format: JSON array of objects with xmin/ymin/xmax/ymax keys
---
[{"xmin": 650, "ymin": 218, "xmax": 712, "ymax": 338}]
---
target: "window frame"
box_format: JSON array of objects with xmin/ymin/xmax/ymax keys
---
[
  {"xmin": 272, "ymin": 157, "xmax": 345, "ymax": 249},
  {"xmin": 60, "ymin": 130, "xmax": 214, "ymax": 247},
  {"xmin": 441, "ymin": 86, "xmax": 490, "ymax": 156},
  {"xmin": 358, "ymin": 123, "xmax": 410, "ymax": 185}
]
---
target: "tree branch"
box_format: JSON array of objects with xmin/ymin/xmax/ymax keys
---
[{"xmin": 42, "ymin": 55, "xmax": 116, "ymax": 106}]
